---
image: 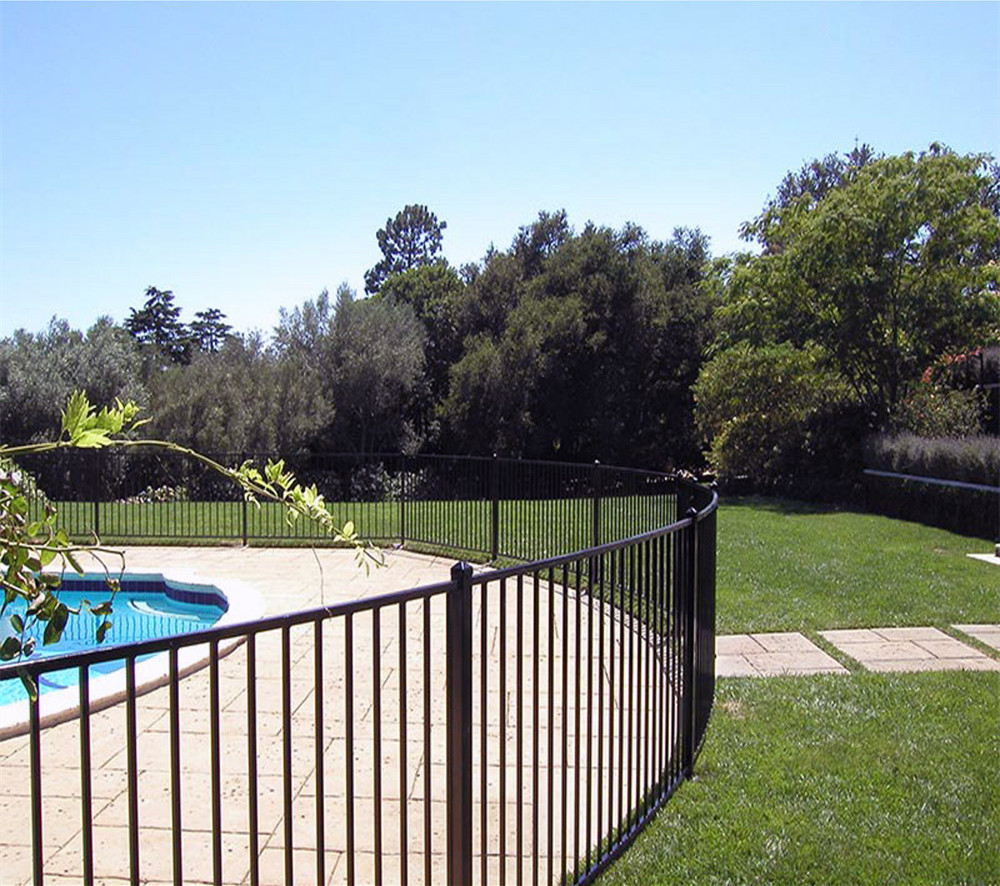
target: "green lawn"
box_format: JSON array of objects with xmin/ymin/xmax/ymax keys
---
[
  {"xmin": 600, "ymin": 672, "xmax": 999, "ymax": 886},
  {"xmin": 600, "ymin": 497, "xmax": 999, "ymax": 885},
  {"xmin": 717, "ymin": 496, "xmax": 998, "ymax": 634}
]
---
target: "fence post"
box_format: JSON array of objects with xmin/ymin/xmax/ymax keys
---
[
  {"xmin": 592, "ymin": 460, "xmax": 602, "ymax": 549},
  {"xmin": 676, "ymin": 477, "xmax": 691, "ymax": 523},
  {"xmin": 446, "ymin": 561, "xmax": 474, "ymax": 886},
  {"xmin": 241, "ymin": 453, "xmax": 249, "ymax": 546},
  {"xmin": 93, "ymin": 449, "xmax": 101, "ymax": 540},
  {"xmin": 400, "ymin": 454, "xmax": 408, "ymax": 547},
  {"xmin": 681, "ymin": 506, "xmax": 699, "ymax": 777},
  {"xmin": 490, "ymin": 454, "xmax": 500, "ymax": 561}
]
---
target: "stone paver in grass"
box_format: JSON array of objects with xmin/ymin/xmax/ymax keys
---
[
  {"xmin": 716, "ymin": 632, "xmax": 848, "ymax": 677},
  {"xmin": 820, "ymin": 627, "xmax": 1000, "ymax": 673},
  {"xmin": 952, "ymin": 624, "xmax": 1000, "ymax": 653}
]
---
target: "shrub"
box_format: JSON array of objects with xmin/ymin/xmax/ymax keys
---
[
  {"xmin": 693, "ymin": 342, "xmax": 851, "ymax": 489},
  {"xmin": 891, "ymin": 384, "xmax": 983, "ymax": 438},
  {"xmin": 862, "ymin": 434, "xmax": 999, "ymax": 539},
  {"xmin": 864, "ymin": 434, "xmax": 1000, "ymax": 487}
]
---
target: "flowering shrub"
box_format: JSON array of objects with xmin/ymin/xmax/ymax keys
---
[{"xmin": 891, "ymin": 385, "xmax": 982, "ymax": 438}]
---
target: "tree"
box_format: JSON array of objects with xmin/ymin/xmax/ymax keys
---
[
  {"xmin": 364, "ymin": 204, "xmax": 447, "ymax": 294},
  {"xmin": 190, "ymin": 308, "xmax": 232, "ymax": 353},
  {"xmin": 272, "ymin": 289, "xmax": 338, "ymax": 450},
  {"xmin": 719, "ymin": 146, "xmax": 1000, "ymax": 421},
  {"xmin": 125, "ymin": 286, "xmax": 191, "ymax": 364},
  {"xmin": 440, "ymin": 217, "xmax": 715, "ymax": 467},
  {"xmin": 742, "ymin": 143, "xmax": 878, "ymax": 251},
  {"xmin": 377, "ymin": 261, "xmax": 466, "ymax": 412},
  {"xmin": 0, "ymin": 317, "xmax": 147, "ymax": 445},
  {"xmin": 327, "ymin": 287, "xmax": 427, "ymax": 454}
]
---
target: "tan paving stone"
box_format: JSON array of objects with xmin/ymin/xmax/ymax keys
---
[
  {"xmin": 834, "ymin": 640, "xmax": 930, "ymax": 662},
  {"xmin": 870, "ymin": 657, "xmax": 1000, "ymax": 673},
  {"xmin": 817, "ymin": 628, "xmax": 880, "ymax": 643},
  {"xmin": 821, "ymin": 627, "xmax": 1000, "ymax": 672},
  {"xmin": 715, "ymin": 654, "xmax": 761, "ymax": 677},
  {"xmin": 874, "ymin": 627, "xmax": 947, "ymax": 641},
  {"xmin": 914, "ymin": 637, "xmax": 987, "ymax": 659},
  {"xmin": 953, "ymin": 624, "xmax": 1000, "ymax": 652},
  {"xmin": 750, "ymin": 632, "xmax": 818, "ymax": 653},
  {"xmin": 716, "ymin": 633, "xmax": 846, "ymax": 676},
  {"xmin": 715, "ymin": 635, "xmax": 764, "ymax": 655},
  {"xmin": 744, "ymin": 650, "xmax": 846, "ymax": 675}
]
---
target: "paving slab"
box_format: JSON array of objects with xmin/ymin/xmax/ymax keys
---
[
  {"xmin": 820, "ymin": 626, "xmax": 1000, "ymax": 673},
  {"xmin": 953, "ymin": 624, "xmax": 1000, "ymax": 653},
  {"xmin": 715, "ymin": 633, "xmax": 847, "ymax": 677}
]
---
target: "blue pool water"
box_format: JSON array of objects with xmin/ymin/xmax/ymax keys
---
[{"xmin": 0, "ymin": 573, "xmax": 228, "ymax": 707}]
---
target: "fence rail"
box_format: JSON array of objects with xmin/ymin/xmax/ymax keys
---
[{"xmin": 1, "ymin": 451, "xmax": 718, "ymax": 886}]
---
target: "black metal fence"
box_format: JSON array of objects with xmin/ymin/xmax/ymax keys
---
[{"xmin": 0, "ymin": 453, "xmax": 718, "ymax": 886}]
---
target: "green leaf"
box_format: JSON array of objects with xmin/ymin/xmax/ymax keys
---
[
  {"xmin": 61, "ymin": 390, "xmax": 91, "ymax": 440},
  {"xmin": 0, "ymin": 636, "xmax": 22, "ymax": 660},
  {"xmin": 65, "ymin": 550, "xmax": 83, "ymax": 574},
  {"xmin": 96, "ymin": 620, "xmax": 112, "ymax": 643},
  {"xmin": 10, "ymin": 613, "xmax": 24, "ymax": 633},
  {"xmin": 42, "ymin": 601, "xmax": 69, "ymax": 645},
  {"xmin": 72, "ymin": 429, "xmax": 113, "ymax": 449},
  {"xmin": 27, "ymin": 592, "xmax": 52, "ymax": 618}
]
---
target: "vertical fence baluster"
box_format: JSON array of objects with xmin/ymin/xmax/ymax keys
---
[
  {"xmin": 532, "ymin": 570, "xmax": 540, "ymax": 886},
  {"xmin": 480, "ymin": 578, "xmax": 489, "ymax": 886},
  {"xmin": 516, "ymin": 571, "xmax": 524, "ymax": 882},
  {"xmin": 399, "ymin": 603, "xmax": 409, "ymax": 886},
  {"xmin": 446, "ymin": 563, "xmax": 473, "ymax": 886},
  {"xmin": 246, "ymin": 635, "xmax": 259, "ymax": 886},
  {"xmin": 314, "ymin": 619, "xmax": 326, "ymax": 886},
  {"xmin": 560, "ymin": 562, "xmax": 569, "ymax": 882},
  {"xmin": 546, "ymin": 565, "xmax": 555, "ymax": 886},
  {"xmin": 29, "ymin": 687, "xmax": 43, "ymax": 886},
  {"xmin": 79, "ymin": 666, "xmax": 94, "ymax": 886},
  {"xmin": 423, "ymin": 598, "xmax": 432, "ymax": 886},
  {"xmin": 210, "ymin": 640, "xmax": 223, "ymax": 886},
  {"xmin": 169, "ymin": 648, "xmax": 183, "ymax": 886},
  {"xmin": 125, "ymin": 657, "xmax": 140, "ymax": 886}
]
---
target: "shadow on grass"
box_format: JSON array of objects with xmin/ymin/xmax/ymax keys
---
[{"xmin": 718, "ymin": 494, "xmax": 868, "ymax": 518}]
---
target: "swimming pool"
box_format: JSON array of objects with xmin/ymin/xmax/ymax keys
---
[
  {"xmin": 0, "ymin": 571, "xmax": 264, "ymax": 735},
  {"xmin": 0, "ymin": 573, "xmax": 228, "ymax": 707}
]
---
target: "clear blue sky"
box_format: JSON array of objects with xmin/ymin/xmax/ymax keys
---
[{"xmin": 1, "ymin": 2, "xmax": 997, "ymax": 339}]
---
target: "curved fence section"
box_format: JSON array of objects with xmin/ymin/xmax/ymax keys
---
[{"xmin": 1, "ymin": 452, "xmax": 717, "ymax": 886}]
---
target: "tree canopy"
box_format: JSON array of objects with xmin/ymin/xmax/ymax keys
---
[
  {"xmin": 718, "ymin": 146, "xmax": 1000, "ymax": 420},
  {"xmin": 190, "ymin": 308, "xmax": 232, "ymax": 354},
  {"xmin": 364, "ymin": 204, "xmax": 447, "ymax": 294},
  {"xmin": 125, "ymin": 286, "xmax": 191, "ymax": 365}
]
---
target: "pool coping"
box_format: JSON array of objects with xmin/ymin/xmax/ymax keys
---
[{"xmin": 0, "ymin": 570, "xmax": 264, "ymax": 738}]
